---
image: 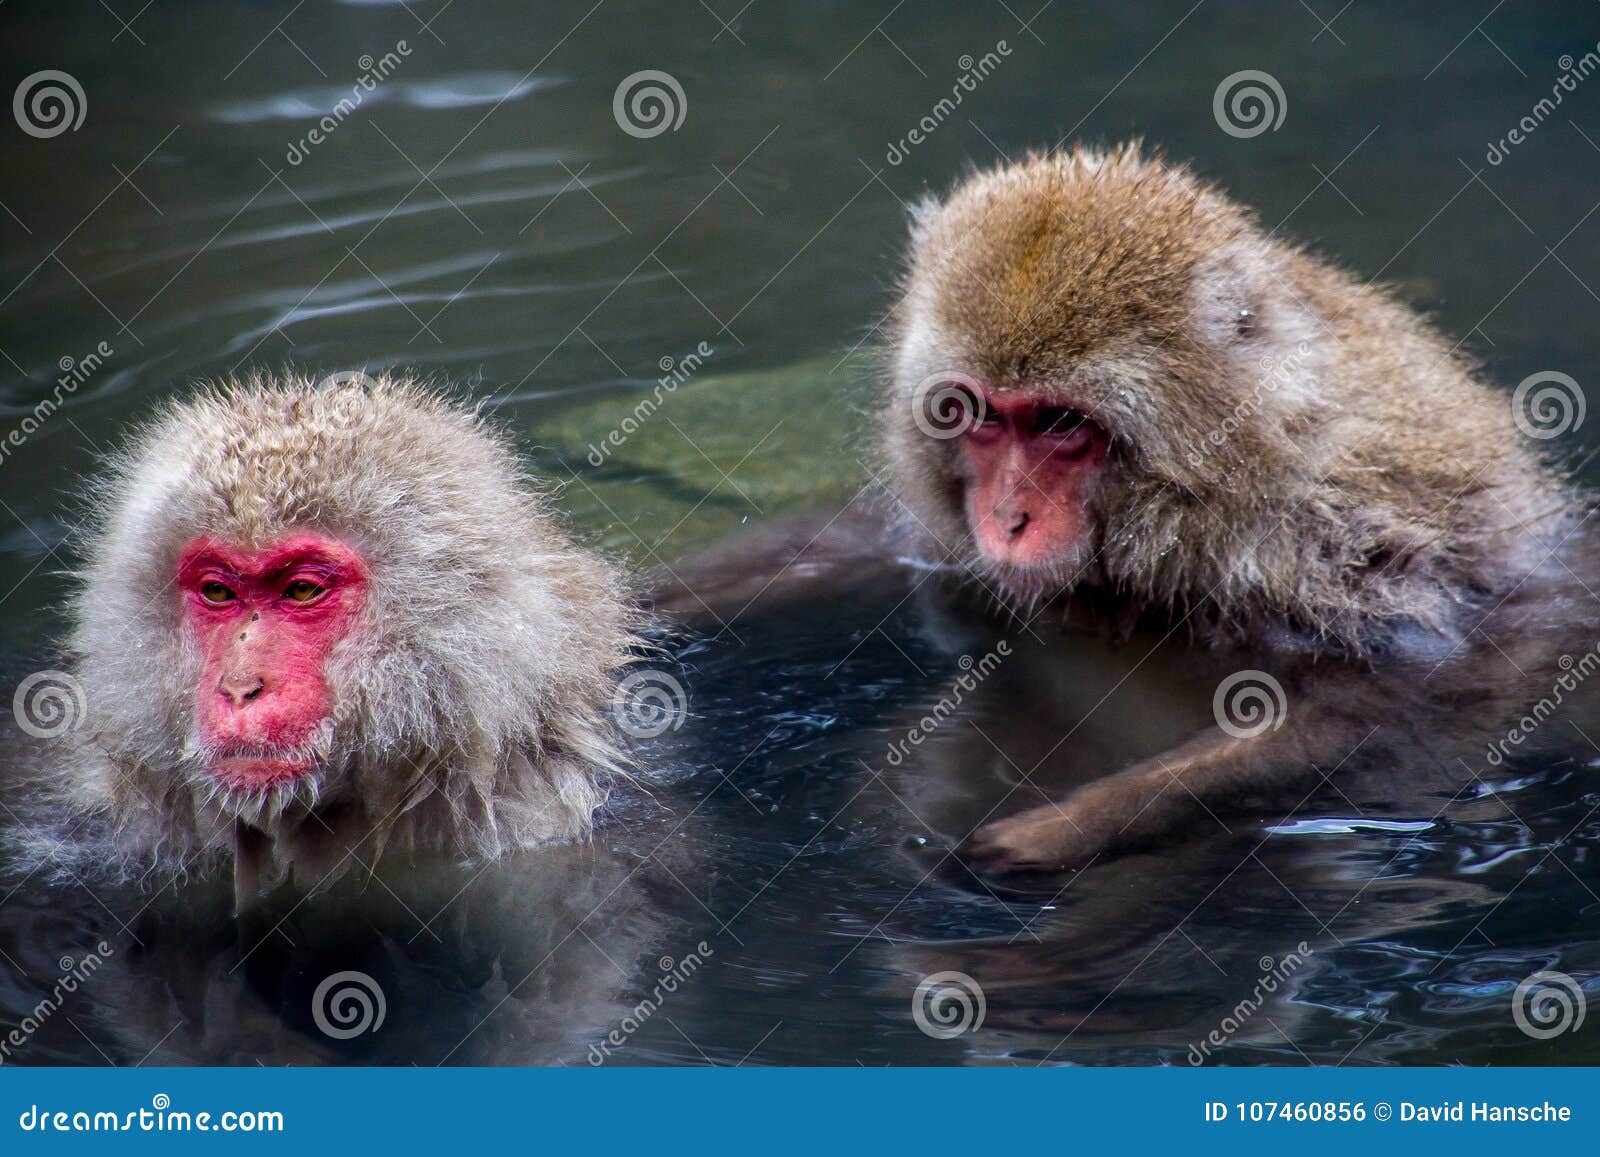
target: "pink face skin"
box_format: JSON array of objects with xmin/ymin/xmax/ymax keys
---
[
  {"xmin": 176, "ymin": 533, "xmax": 369, "ymax": 793},
  {"xmin": 958, "ymin": 385, "xmax": 1109, "ymax": 569}
]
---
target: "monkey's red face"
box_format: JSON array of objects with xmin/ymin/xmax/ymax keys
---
[
  {"xmin": 958, "ymin": 386, "xmax": 1109, "ymax": 571},
  {"xmin": 177, "ymin": 534, "xmax": 369, "ymax": 793}
]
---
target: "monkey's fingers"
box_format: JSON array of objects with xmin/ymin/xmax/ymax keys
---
[{"xmin": 960, "ymin": 803, "xmax": 1105, "ymax": 873}]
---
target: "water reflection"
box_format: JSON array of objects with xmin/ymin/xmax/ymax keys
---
[{"xmin": 3, "ymin": 543, "xmax": 1599, "ymax": 1065}]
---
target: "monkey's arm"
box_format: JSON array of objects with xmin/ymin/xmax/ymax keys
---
[
  {"xmin": 961, "ymin": 695, "xmax": 1379, "ymax": 871},
  {"xmin": 647, "ymin": 503, "xmax": 914, "ymax": 627}
]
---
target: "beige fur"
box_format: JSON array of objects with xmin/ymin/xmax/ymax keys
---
[{"xmin": 63, "ymin": 373, "xmax": 635, "ymax": 890}]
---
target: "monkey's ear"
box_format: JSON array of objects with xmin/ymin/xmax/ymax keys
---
[
  {"xmin": 1189, "ymin": 239, "xmax": 1320, "ymax": 409},
  {"xmin": 1188, "ymin": 242, "xmax": 1265, "ymax": 348}
]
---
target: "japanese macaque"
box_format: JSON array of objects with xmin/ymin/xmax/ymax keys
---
[
  {"xmin": 38, "ymin": 374, "xmax": 634, "ymax": 898},
  {"xmin": 878, "ymin": 143, "xmax": 1589, "ymax": 870}
]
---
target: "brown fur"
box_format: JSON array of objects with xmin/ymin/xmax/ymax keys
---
[
  {"xmin": 884, "ymin": 143, "xmax": 1571, "ymax": 653},
  {"xmin": 876, "ymin": 144, "xmax": 1591, "ymax": 869}
]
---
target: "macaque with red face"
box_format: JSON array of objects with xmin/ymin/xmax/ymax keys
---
[
  {"xmin": 875, "ymin": 144, "xmax": 1587, "ymax": 870},
  {"xmin": 55, "ymin": 374, "xmax": 634, "ymax": 898}
]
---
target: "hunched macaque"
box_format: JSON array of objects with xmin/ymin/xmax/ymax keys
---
[
  {"xmin": 48, "ymin": 373, "xmax": 635, "ymax": 896},
  {"xmin": 877, "ymin": 143, "xmax": 1589, "ymax": 869}
]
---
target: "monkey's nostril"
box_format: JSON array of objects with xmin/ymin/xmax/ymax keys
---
[
  {"xmin": 1006, "ymin": 510, "xmax": 1030, "ymax": 536},
  {"xmin": 219, "ymin": 673, "xmax": 266, "ymax": 706}
]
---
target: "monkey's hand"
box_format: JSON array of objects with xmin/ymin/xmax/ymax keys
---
[{"xmin": 960, "ymin": 772, "xmax": 1186, "ymax": 872}]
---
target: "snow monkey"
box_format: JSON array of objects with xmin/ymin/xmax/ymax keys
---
[
  {"xmin": 880, "ymin": 143, "xmax": 1586, "ymax": 870},
  {"xmin": 48, "ymin": 374, "xmax": 635, "ymax": 897}
]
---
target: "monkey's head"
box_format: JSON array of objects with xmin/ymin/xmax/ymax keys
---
[
  {"xmin": 68, "ymin": 374, "xmax": 633, "ymax": 882},
  {"xmin": 885, "ymin": 145, "xmax": 1555, "ymax": 645}
]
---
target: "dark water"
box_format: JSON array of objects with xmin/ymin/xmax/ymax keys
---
[{"xmin": 4, "ymin": 0, "xmax": 1600, "ymax": 1065}]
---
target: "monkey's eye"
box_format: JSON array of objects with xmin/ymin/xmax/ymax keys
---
[
  {"xmin": 1035, "ymin": 406, "xmax": 1086, "ymax": 436},
  {"xmin": 965, "ymin": 392, "xmax": 1000, "ymax": 425},
  {"xmin": 198, "ymin": 581, "xmax": 236, "ymax": 605},
  {"xmin": 283, "ymin": 579, "xmax": 327, "ymax": 604}
]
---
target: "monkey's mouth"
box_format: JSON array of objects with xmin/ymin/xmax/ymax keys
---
[{"xmin": 205, "ymin": 746, "xmax": 323, "ymax": 792}]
